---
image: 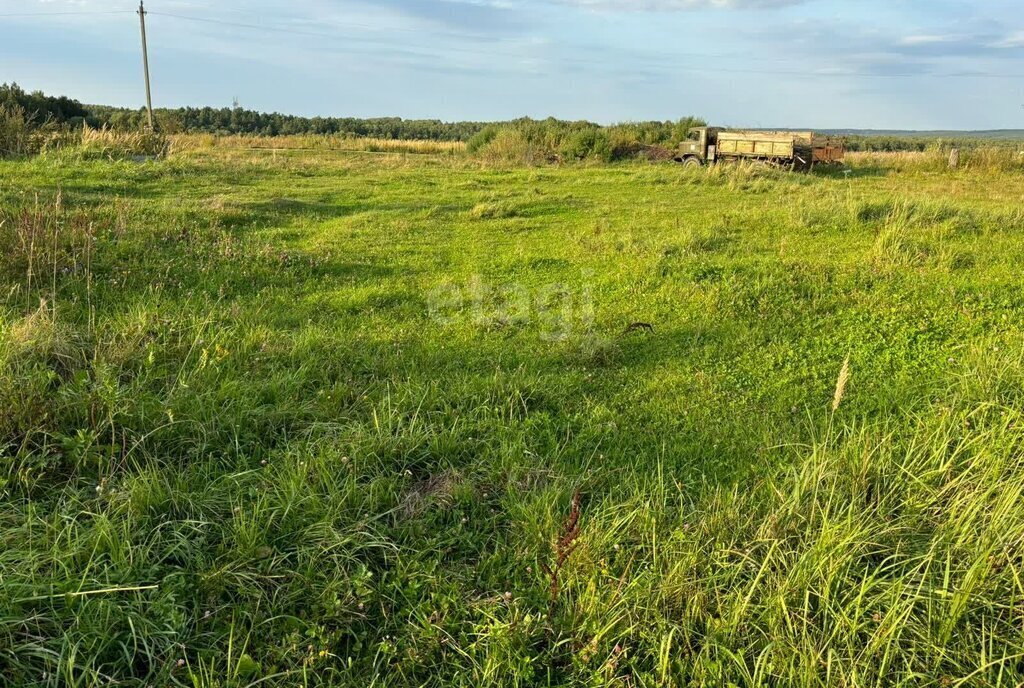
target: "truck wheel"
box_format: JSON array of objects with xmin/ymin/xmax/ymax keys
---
[{"xmin": 682, "ymin": 157, "xmax": 702, "ymax": 168}]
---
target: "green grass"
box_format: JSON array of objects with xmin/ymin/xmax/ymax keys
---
[{"xmin": 2, "ymin": 148, "xmax": 1024, "ymax": 686}]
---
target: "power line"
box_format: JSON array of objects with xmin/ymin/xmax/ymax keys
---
[
  {"xmin": 144, "ymin": 10, "xmax": 813, "ymax": 66},
  {"xmin": 147, "ymin": 5, "xmax": 1005, "ymax": 76},
  {"xmin": 156, "ymin": 5, "xmax": 494, "ymax": 40},
  {"xmin": 147, "ymin": 11, "xmax": 358, "ymax": 41},
  {"xmin": 7, "ymin": 7, "xmax": 1023, "ymax": 81},
  {"xmin": 147, "ymin": 12, "xmax": 1024, "ymax": 80},
  {"xmin": 0, "ymin": 10, "xmax": 134, "ymax": 17},
  {"xmin": 148, "ymin": 10, "xmax": 498, "ymax": 43},
  {"xmin": 146, "ymin": 10, "xmax": 650, "ymax": 69}
]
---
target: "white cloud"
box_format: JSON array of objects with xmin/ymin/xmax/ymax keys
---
[
  {"xmin": 553, "ymin": 0, "xmax": 808, "ymax": 9},
  {"xmin": 900, "ymin": 34, "xmax": 958, "ymax": 46},
  {"xmin": 992, "ymin": 31, "xmax": 1024, "ymax": 48}
]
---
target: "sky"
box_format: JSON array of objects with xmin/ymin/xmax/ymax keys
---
[{"xmin": 1, "ymin": 0, "xmax": 1023, "ymax": 129}]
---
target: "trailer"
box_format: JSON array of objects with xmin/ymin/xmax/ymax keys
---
[{"xmin": 674, "ymin": 127, "xmax": 844, "ymax": 170}]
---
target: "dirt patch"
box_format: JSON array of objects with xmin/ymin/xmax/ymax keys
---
[
  {"xmin": 640, "ymin": 145, "xmax": 675, "ymax": 162},
  {"xmin": 401, "ymin": 471, "xmax": 461, "ymax": 518}
]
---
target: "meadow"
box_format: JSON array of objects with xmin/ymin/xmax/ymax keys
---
[{"xmin": 2, "ymin": 141, "xmax": 1024, "ymax": 686}]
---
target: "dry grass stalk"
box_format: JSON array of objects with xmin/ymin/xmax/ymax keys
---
[
  {"xmin": 833, "ymin": 357, "xmax": 850, "ymax": 411},
  {"xmin": 171, "ymin": 133, "xmax": 464, "ymax": 156},
  {"xmin": 540, "ymin": 490, "xmax": 582, "ymax": 616}
]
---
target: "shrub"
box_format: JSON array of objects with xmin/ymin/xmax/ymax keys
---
[
  {"xmin": 470, "ymin": 116, "xmax": 705, "ymax": 165},
  {"xmin": 476, "ymin": 127, "xmax": 552, "ymax": 165},
  {"xmin": 559, "ymin": 128, "xmax": 611, "ymax": 162},
  {"xmin": 0, "ymin": 105, "xmax": 32, "ymax": 157},
  {"xmin": 466, "ymin": 125, "xmax": 501, "ymax": 154}
]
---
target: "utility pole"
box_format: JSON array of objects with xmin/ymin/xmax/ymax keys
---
[{"xmin": 138, "ymin": 1, "xmax": 154, "ymax": 130}]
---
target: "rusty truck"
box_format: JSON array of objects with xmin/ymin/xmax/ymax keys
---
[{"xmin": 674, "ymin": 127, "xmax": 844, "ymax": 170}]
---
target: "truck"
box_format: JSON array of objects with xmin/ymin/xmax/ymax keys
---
[{"xmin": 674, "ymin": 127, "xmax": 844, "ymax": 170}]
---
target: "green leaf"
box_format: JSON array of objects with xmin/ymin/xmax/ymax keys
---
[{"xmin": 235, "ymin": 653, "xmax": 260, "ymax": 679}]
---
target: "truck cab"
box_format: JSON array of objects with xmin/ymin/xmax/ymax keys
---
[{"xmin": 674, "ymin": 127, "xmax": 721, "ymax": 166}]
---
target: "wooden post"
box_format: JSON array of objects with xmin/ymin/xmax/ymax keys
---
[{"xmin": 138, "ymin": 1, "xmax": 154, "ymax": 130}]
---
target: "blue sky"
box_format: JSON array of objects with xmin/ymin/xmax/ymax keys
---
[{"xmin": 2, "ymin": 0, "xmax": 1023, "ymax": 129}]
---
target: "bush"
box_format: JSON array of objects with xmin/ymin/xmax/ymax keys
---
[
  {"xmin": 475, "ymin": 127, "xmax": 557, "ymax": 165},
  {"xmin": 470, "ymin": 116, "xmax": 706, "ymax": 166},
  {"xmin": 0, "ymin": 105, "xmax": 32, "ymax": 157},
  {"xmin": 466, "ymin": 125, "xmax": 501, "ymax": 154},
  {"xmin": 559, "ymin": 128, "xmax": 611, "ymax": 162}
]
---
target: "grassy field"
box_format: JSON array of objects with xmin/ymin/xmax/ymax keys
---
[{"xmin": 2, "ymin": 144, "xmax": 1024, "ymax": 686}]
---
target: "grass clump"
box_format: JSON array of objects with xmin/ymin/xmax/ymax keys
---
[
  {"xmin": 42, "ymin": 125, "xmax": 171, "ymax": 160},
  {"xmin": 469, "ymin": 200, "xmax": 524, "ymax": 220}
]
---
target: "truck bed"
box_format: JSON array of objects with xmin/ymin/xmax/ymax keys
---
[{"xmin": 716, "ymin": 130, "xmax": 843, "ymax": 167}]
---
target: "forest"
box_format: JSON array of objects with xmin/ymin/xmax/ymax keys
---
[{"xmin": 7, "ymin": 82, "xmax": 1016, "ymax": 153}]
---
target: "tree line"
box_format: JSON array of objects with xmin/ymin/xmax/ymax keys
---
[
  {"xmin": 0, "ymin": 83, "xmax": 90, "ymax": 125},
  {"xmin": 87, "ymin": 104, "xmax": 492, "ymax": 140},
  {"xmin": 5, "ymin": 83, "xmax": 1017, "ymax": 152},
  {"xmin": 2, "ymin": 83, "xmax": 491, "ymax": 140},
  {"xmin": 0, "ymin": 83, "xmax": 698, "ymax": 146}
]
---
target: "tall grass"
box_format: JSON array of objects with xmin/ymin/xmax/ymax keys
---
[
  {"xmin": 535, "ymin": 401, "xmax": 1024, "ymax": 685},
  {"xmin": 0, "ymin": 105, "xmax": 32, "ymax": 157},
  {"xmin": 41, "ymin": 125, "xmax": 170, "ymax": 160},
  {"xmin": 0, "ymin": 108, "xmax": 168, "ymax": 160},
  {"xmin": 171, "ymin": 133, "xmax": 465, "ymax": 156},
  {"xmin": 2, "ymin": 149, "xmax": 1024, "ymax": 685},
  {"xmin": 847, "ymin": 148, "xmax": 1024, "ymax": 174}
]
